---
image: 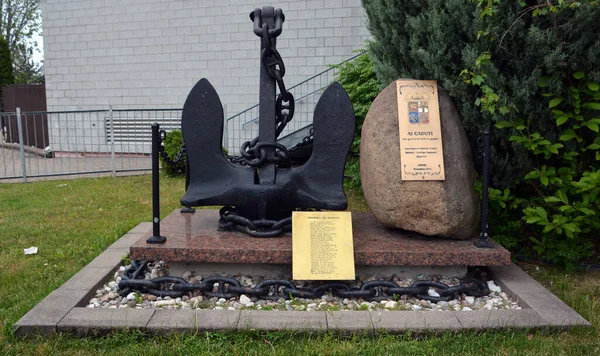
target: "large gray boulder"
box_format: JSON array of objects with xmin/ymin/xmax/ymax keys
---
[{"xmin": 360, "ymin": 81, "xmax": 480, "ymax": 239}]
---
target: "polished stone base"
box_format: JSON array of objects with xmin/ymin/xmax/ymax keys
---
[{"xmin": 130, "ymin": 209, "xmax": 511, "ymax": 267}]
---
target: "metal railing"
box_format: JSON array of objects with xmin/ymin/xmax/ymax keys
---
[
  {"xmin": 224, "ymin": 53, "xmax": 363, "ymax": 153},
  {"xmin": 0, "ymin": 108, "xmax": 183, "ymax": 182}
]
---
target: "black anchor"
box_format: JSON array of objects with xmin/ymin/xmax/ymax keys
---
[{"xmin": 179, "ymin": 6, "xmax": 355, "ymax": 236}]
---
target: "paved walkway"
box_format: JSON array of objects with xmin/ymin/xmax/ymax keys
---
[{"xmin": 0, "ymin": 146, "xmax": 151, "ymax": 182}]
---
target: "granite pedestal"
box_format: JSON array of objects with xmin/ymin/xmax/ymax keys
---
[{"xmin": 130, "ymin": 209, "xmax": 511, "ymax": 276}]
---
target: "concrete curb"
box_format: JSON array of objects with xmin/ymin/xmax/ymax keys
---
[{"xmin": 13, "ymin": 222, "xmax": 591, "ymax": 336}]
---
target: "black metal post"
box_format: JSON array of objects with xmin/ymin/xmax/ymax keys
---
[
  {"xmin": 475, "ymin": 127, "xmax": 493, "ymax": 248},
  {"xmin": 147, "ymin": 123, "xmax": 167, "ymax": 244}
]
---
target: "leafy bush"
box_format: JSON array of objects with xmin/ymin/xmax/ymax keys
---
[
  {"xmin": 362, "ymin": 0, "xmax": 600, "ymax": 189},
  {"xmin": 160, "ymin": 130, "xmax": 186, "ymax": 176},
  {"xmin": 495, "ymin": 74, "xmax": 600, "ymax": 266},
  {"xmin": 334, "ymin": 51, "xmax": 381, "ymax": 187}
]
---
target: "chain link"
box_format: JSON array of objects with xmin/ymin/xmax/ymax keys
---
[
  {"xmin": 218, "ymin": 206, "xmax": 292, "ymax": 237},
  {"xmin": 119, "ymin": 261, "xmax": 491, "ymax": 302}
]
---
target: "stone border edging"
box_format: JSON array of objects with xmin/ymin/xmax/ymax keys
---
[{"xmin": 13, "ymin": 223, "xmax": 591, "ymax": 336}]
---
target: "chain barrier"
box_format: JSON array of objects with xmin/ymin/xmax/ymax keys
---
[{"xmin": 118, "ymin": 261, "xmax": 491, "ymax": 302}]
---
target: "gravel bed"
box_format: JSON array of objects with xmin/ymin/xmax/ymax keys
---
[{"xmin": 87, "ymin": 261, "xmax": 522, "ymax": 312}]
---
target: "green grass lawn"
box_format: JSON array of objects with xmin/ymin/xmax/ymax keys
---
[{"xmin": 0, "ymin": 175, "xmax": 599, "ymax": 355}]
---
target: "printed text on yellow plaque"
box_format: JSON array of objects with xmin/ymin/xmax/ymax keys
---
[
  {"xmin": 292, "ymin": 211, "xmax": 355, "ymax": 280},
  {"xmin": 396, "ymin": 79, "xmax": 445, "ymax": 181}
]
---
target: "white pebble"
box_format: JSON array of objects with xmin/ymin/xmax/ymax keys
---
[
  {"xmin": 126, "ymin": 293, "xmax": 136, "ymax": 300},
  {"xmin": 427, "ymin": 289, "xmax": 440, "ymax": 297},
  {"xmin": 239, "ymin": 295, "xmax": 251, "ymax": 306},
  {"xmin": 214, "ymin": 306, "xmax": 224, "ymax": 310},
  {"xmin": 217, "ymin": 298, "xmax": 226, "ymax": 304},
  {"xmin": 155, "ymin": 299, "xmax": 176, "ymax": 307},
  {"xmin": 384, "ymin": 301, "xmax": 398, "ymax": 309},
  {"xmin": 464, "ymin": 296, "xmax": 475, "ymax": 304},
  {"xmin": 246, "ymin": 302, "xmax": 255, "ymax": 307},
  {"xmin": 487, "ymin": 280, "xmax": 502, "ymax": 293},
  {"xmin": 462, "ymin": 307, "xmax": 473, "ymax": 311},
  {"xmin": 108, "ymin": 281, "xmax": 118, "ymax": 290},
  {"xmin": 412, "ymin": 305, "xmax": 422, "ymax": 311},
  {"xmin": 227, "ymin": 306, "xmax": 236, "ymax": 311}
]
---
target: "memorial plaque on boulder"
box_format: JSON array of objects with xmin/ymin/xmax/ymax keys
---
[{"xmin": 360, "ymin": 80, "xmax": 480, "ymax": 240}]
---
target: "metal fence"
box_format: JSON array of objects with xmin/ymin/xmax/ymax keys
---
[
  {"xmin": 0, "ymin": 53, "xmax": 364, "ymax": 182},
  {"xmin": 0, "ymin": 108, "xmax": 183, "ymax": 182}
]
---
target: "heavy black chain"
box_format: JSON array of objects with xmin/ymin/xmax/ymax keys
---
[
  {"xmin": 218, "ymin": 206, "xmax": 292, "ymax": 237},
  {"xmin": 237, "ymin": 11, "xmax": 296, "ymax": 167},
  {"xmin": 158, "ymin": 129, "xmax": 186, "ymax": 165},
  {"xmin": 119, "ymin": 261, "xmax": 490, "ymax": 303}
]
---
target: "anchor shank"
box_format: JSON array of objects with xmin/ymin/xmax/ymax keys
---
[{"xmin": 258, "ymin": 6, "xmax": 277, "ymax": 187}]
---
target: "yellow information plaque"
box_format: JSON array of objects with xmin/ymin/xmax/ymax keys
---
[
  {"xmin": 292, "ymin": 211, "xmax": 355, "ymax": 280},
  {"xmin": 396, "ymin": 79, "xmax": 445, "ymax": 181}
]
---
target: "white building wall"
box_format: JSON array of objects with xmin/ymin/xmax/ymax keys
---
[
  {"xmin": 40, "ymin": 0, "xmax": 370, "ymax": 153},
  {"xmin": 41, "ymin": 0, "xmax": 369, "ymax": 112}
]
